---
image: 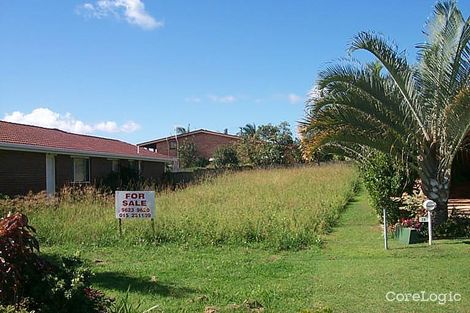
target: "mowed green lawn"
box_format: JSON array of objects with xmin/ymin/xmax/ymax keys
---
[{"xmin": 37, "ymin": 165, "xmax": 469, "ymax": 312}]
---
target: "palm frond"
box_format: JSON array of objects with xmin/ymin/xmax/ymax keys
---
[
  {"xmin": 445, "ymin": 87, "xmax": 470, "ymax": 161},
  {"xmin": 349, "ymin": 31, "xmax": 431, "ymax": 141},
  {"xmin": 417, "ymin": 0, "xmax": 470, "ymax": 137},
  {"xmin": 317, "ymin": 142, "xmax": 372, "ymax": 163},
  {"xmin": 313, "ymin": 62, "xmax": 418, "ymax": 137},
  {"xmin": 301, "ymin": 102, "xmax": 409, "ymax": 158}
]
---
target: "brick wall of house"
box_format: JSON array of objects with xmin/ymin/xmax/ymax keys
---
[
  {"xmin": 118, "ymin": 159, "xmax": 129, "ymax": 168},
  {"xmin": 189, "ymin": 133, "xmax": 239, "ymax": 159},
  {"xmin": 146, "ymin": 132, "xmax": 239, "ymax": 159},
  {"xmin": 141, "ymin": 161, "xmax": 165, "ymax": 182},
  {"xmin": 0, "ymin": 149, "xmax": 167, "ymax": 196},
  {"xmin": 55, "ymin": 154, "xmax": 74, "ymax": 188},
  {"xmin": 150, "ymin": 141, "xmax": 176, "ymax": 158},
  {"xmin": 56, "ymin": 157, "xmax": 118, "ymax": 187},
  {"xmin": 0, "ymin": 150, "xmax": 46, "ymax": 196},
  {"xmin": 90, "ymin": 157, "xmax": 112, "ymax": 182}
]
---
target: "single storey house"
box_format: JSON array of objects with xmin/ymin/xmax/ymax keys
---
[
  {"xmin": 138, "ymin": 129, "xmax": 240, "ymax": 160},
  {"xmin": 0, "ymin": 121, "xmax": 175, "ymax": 197}
]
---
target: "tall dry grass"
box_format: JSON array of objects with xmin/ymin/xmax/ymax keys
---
[{"xmin": 1, "ymin": 164, "xmax": 358, "ymax": 250}]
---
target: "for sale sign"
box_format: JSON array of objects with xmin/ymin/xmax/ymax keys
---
[{"xmin": 115, "ymin": 191, "xmax": 155, "ymax": 219}]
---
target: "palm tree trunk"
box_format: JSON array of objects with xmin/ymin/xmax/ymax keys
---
[
  {"xmin": 419, "ymin": 147, "xmax": 450, "ymax": 226},
  {"xmin": 420, "ymin": 175, "xmax": 450, "ymax": 226}
]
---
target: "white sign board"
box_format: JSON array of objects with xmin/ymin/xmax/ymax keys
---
[
  {"xmin": 422, "ymin": 199, "xmax": 437, "ymax": 211},
  {"xmin": 115, "ymin": 191, "xmax": 155, "ymax": 219},
  {"xmin": 419, "ymin": 216, "xmax": 429, "ymax": 223}
]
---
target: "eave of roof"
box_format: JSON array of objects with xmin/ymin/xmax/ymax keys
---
[{"xmin": 0, "ymin": 142, "xmax": 175, "ymax": 163}]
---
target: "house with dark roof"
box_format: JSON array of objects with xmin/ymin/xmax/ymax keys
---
[
  {"xmin": 0, "ymin": 121, "xmax": 175, "ymax": 197},
  {"xmin": 138, "ymin": 129, "xmax": 240, "ymax": 160}
]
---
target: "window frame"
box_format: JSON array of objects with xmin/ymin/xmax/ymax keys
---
[
  {"xmin": 111, "ymin": 159, "xmax": 119, "ymax": 172},
  {"xmin": 73, "ymin": 157, "xmax": 90, "ymax": 183}
]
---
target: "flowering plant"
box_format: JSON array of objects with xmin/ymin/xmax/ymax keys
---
[
  {"xmin": 394, "ymin": 180, "xmax": 427, "ymax": 231},
  {"xmin": 399, "ymin": 217, "xmax": 422, "ymax": 230}
]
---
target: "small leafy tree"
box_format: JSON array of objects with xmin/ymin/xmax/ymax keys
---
[
  {"xmin": 213, "ymin": 145, "xmax": 239, "ymax": 168},
  {"xmin": 360, "ymin": 152, "xmax": 416, "ymax": 223},
  {"xmin": 236, "ymin": 135, "xmax": 260, "ymax": 165},
  {"xmin": 236, "ymin": 122, "xmax": 301, "ymax": 166},
  {"xmin": 178, "ymin": 139, "xmax": 208, "ymax": 168},
  {"xmin": 178, "ymin": 139, "xmax": 198, "ymax": 168}
]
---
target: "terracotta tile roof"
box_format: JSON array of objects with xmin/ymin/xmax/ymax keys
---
[{"xmin": 0, "ymin": 121, "xmax": 173, "ymax": 162}]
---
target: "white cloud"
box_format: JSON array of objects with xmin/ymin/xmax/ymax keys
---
[
  {"xmin": 185, "ymin": 94, "xmax": 238, "ymax": 104},
  {"xmin": 184, "ymin": 96, "xmax": 202, "ymax": 103},
  {"xmin": 3, "ymin": 108, "xmax": 141, "ymax": 134},
  {"xmin": 287, "ymin": 93, "xmax": 302, "ymax": 104},
  {"xmin": 77, "ymin": 0, "xmax": 163, "ymax": 30},
  {"xmin": 82, "ymin": 3, "xmax": 95, "ymax": 10},
  {"xmin": 121, "ymin": 121, "xmax": 141, "ymax": 133},
  {"xmin": 208, "ymin": 94, "xmax": 237, "ymax": 103},
  {"xmin": 95, "ymin": 121, "xmax": 119, "ymax": 132}
]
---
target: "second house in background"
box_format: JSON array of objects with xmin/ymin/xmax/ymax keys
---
[{"xmin": 138, "ymin": 129, "xmax": 240, "ymax": 160}]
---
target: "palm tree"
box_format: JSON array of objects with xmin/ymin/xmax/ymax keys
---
[
  {"xmin": 175, "ymin": 125, "xmax": 190, "ymax": 135},
  {"xmin": 238, "ymin": 123, "xmax": 257, "ymax": 137},
  {"xmin": 300, "ymin": 1, "xmax": 470, "ymax": 225}
]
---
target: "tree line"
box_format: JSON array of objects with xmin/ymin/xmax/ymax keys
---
[{"xmin": 178, "ymin": 122, "xmax": 305, "ymax": 169}]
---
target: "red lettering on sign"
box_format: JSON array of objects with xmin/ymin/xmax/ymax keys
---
[
  {"xmin": 125, "ymin": 193, "xmax": 146, "ymax": 199},
  {"xmin": 123, "ymin": 200, "xmax": 147, "ymax": 206}
]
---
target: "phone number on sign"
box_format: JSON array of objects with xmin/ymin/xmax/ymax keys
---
[{"xmin": 118, "ymin": 212, "xmax": 152, "ymax": 218}]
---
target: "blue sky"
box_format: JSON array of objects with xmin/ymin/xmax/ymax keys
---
[{"xmin": 1, "ymin": 1, "xmax": 467, "ymax": 144}]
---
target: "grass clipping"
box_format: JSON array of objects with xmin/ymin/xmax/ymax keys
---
[{"xmin": 16, "ymin": 164, "xmax": 358, "ymax": 250}]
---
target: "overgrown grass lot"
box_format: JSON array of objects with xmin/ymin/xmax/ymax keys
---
[
  {"xmin": 3, "ymin": 164, "xmax": 469, "ymax": 312},
  {"xmin": 26, "ymin": 164, "xmax": 358, "ymax": 250}
]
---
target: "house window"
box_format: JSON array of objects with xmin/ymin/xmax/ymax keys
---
[
  {"xmin": 112, "ymin": 160, "xmax": 119, "ymax": 172},
  {"xmin": 169, "ymin": 141, "xmax": 177, "ymax": 150},
  {"xmin": 128, "ymin": 160, "xmax": 141, "ymax": 174},
  {"xmin": 73, "ymin": 158, "xmax": 90, "ymax": 182}
]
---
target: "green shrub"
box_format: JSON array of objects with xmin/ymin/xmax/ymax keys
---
[
  {"xmin": 236, "ymin": 122, "xmax": 301, "ymax": 166},
  {"xmin": 178, "ymin": 139, "xmax": 197, "ymax": 168},
  {"xmin": 0, "ymin": 213, "xmax": 113, "ymax": 312},
  {"xmin": 435, "ymin": 215, "xmax": 470, "ymax": 238},
  {"xmin": 100, "ymin": 167, "xmax": 140, "ymax": 191},
  {"xmin": 360, "ymin": 152, "xmax": 415, "ymax": 223},
  {"xmin": 194, "ymin": 156, "xmax": 210, "ymax": 168},
  {"xmin": 212, "ymin": 145, "xmax": 239, "ymax": 168},
  {"xmin": 0, "ymin": 305, "xmax": 31, "ymax": 313},
  {"xmin": 178, "ymin": 140, "xmax": 209, "ymax": 168}
]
